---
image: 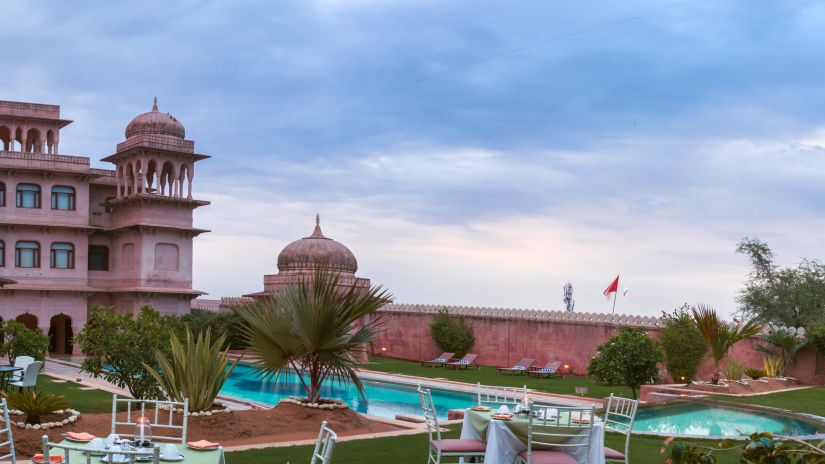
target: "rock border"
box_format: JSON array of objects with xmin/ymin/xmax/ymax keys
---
[
  {"xmin": 160, "ymin": 401, "xmax": 234, "ymax": 417},
  {"xmin": 279, "ymin": 396, "xmax": 349, "ymax": 410},
  {"xmin": 10, "ymin": 408, "xmax": 81, "ymax": 430}
]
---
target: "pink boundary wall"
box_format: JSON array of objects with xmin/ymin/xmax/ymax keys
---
[{"xmin": 367, "ymin": 304, "xmax": 825, "ymax": 384}]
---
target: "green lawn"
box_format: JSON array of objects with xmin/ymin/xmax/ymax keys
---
[
  {"xmin": 712, "ymin": 387, "xmax": 825, "ymax": 416},
  {"xmin": 363, "ymin": 355, "xmax": 636, "ymax": 399},
  {"xmin": 38, "ymin": 375, "xmax": 114, "ymax": 413}
]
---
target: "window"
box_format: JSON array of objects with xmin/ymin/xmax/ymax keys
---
[
  {"xmin": 50, "ymin": 243, "xmax": 74, "ymax": 269},
  {"xmin": 154, "ymin": 243, "xmax": 179, "ymax": 271},
  {"xmin": 0, "ymin": 182, "xmax": 5, "ymax": 207},
  {"xmin": 51, "ymin": 186, "xmax": 75, "ymax": 210},
  {"xmin": 0, "ymin": 240, "xmax": 4, "ymax": 267},
  {"xmin": 88, "ymin": 245, "xmax": 109, "ymax": 271},
  {"xmin": 16, "ymin": 184, "xmax": 41, "ymax": 208},
  {"xmin": 15, "ymin": 241, "xmax": 40, "ymax": 268}
]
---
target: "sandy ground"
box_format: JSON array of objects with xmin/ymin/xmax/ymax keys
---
[{"xmin": 12, "ymin": 402, "xmax": 400, "ymax": 458}]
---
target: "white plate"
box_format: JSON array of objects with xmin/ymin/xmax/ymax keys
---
[
  {"xmin": 160, "ymin": 454, "xmax": 185, "ymax": 462},
  {"xmin": 100, "ymin": 456, "xmax": 130, "ymax": 464}
]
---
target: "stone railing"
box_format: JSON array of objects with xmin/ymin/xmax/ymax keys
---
[
  {"xmin": 90, "ymin": 168, "xmax": 115, "ymax": 176},
  {"xmin": 0, "ymin": 150, "xmax": 89, "ymax": 165},
  {"xmin": 0, "ymin": 100, "xmax": 60, "ymax": 118},
  {"xmin": 377, "ymin": 303, "xmax": 663, "ymax": 327},
  {"xmin": 116, "ymin": 134, "xmax": 194, "ymax": 153}
]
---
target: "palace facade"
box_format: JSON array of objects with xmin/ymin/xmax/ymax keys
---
[{"xmin": 0, "ymin": 99, "xmax": 209, "ymax": 354}]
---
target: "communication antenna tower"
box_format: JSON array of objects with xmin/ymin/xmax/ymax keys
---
[{"xmin": 563, "ymin": 282, "xmax": 575, "ymax": 312}]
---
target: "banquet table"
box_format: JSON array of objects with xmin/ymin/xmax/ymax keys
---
[
  {"xmin": 460, "ymin": 409, "xmax": 605, "ymax": 464},
  {"xmin": 49, "ymin": 440, "xmax": 225, "ymax": 464}
]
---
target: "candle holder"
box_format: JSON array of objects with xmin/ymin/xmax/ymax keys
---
[{"xmin": 134, "ymin": 416, "xmax": 152, "ymax": 447}]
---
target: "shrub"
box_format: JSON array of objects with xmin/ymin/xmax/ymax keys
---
[
  {"xmin": 144, "ymin": 329, "xmax": 238, "ymax": 412},
  {"xmin": 587, "ymin": 327, "xmax": 662, "ymax": 399},
  {"xmin": 722, "ymin": 360, "xmax": 744, "ymax": 381},
  {"xmin": 807, "ymin": 322, "xmax": 825, "ymax": 357},
  {"xmin": 755, "ymin": 325, "xmax": 807, "ymax": 371},
  {"xmin": 763, "ymin": 355, "xmax": 785, "ymax": 377},
  {"xmin": 666, "ymin": 432, "xmax": 825, "ymax": 463},
  {"xmin": 659, "ymin": 304, "xmax": 707, "ymax": 383},
  {"xmin": 180, "ymin": 310, "xmax": 248, "ymax": 350},
  {"xmin": 2, "ymin": 389, "xmax": 69, "ymax": 424},
  {"xmin": 429, "ymin": 308, "xmax": 475, "ymax": 357},
  {"xmin": 75, "ymin": 305, "xmax": 183, "ymax": 399},
  {"xmin": 691, "ymin": 305, "xmax": 760, "ymax": 384},
  {"xmin": 744, "ymin": 367, "xmax": 765, "ymax": 379},
  {"xmin": 0, "ymin": 321, "xmax": 49, "ymax": 365}
]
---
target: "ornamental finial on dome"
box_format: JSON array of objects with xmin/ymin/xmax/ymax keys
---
[
  {"xmin": 310, "ymin": 214, "xmax": 325, "ymax": 238},
  {"xmin": 152, "ymin": 96, "xmax": 158, "ymax": 112}
]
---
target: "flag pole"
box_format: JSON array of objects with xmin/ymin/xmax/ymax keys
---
[{"xmin": 611, "ymin": 291, "xmax": 617, "ymax": 314}]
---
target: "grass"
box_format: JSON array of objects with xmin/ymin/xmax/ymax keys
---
[
  {"xmin": 712, "ymin": 387, "xmax": 825, "ymax": 417},
  {"xmin": 364, "ymin": 355, "xmax": 636, "ymax": 399},
  {"xmin": 37, "ymin": 375, "xmax": 114, "ymax": 413}
]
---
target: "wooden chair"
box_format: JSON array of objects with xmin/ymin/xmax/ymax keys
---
[
  {"xmin": 518, "ymin": 403, "xmax": 595, "ymax": 464},
  {"xmin": 10, "ymin": 356, "xmax": 34, "ymax": 383},
  {"xmin": 111, "ymin": 394, "xmax": 189, "ymax": 444},
  {"xmin": 0, "ymin": 399, "xmax": 16, "ymax": 464},
  {"xmin": 527, "ymin": 361, "xmax": 563, "ymax": 379},
  {"xmin": 603, "ymin": 394, "xmax": 639, "ymax": 463},
  {"xmin": 419, "ymin": 386, "xmax": 486, "ymax": 464},
  {"xmin": 444, "ymin": 353, "xmax": 478, "ymax": 370},
  {"xmin": 497, "ymin": 358, "xmax": 535, "ymax": 375},
  {"xmin": 9, "ymin": 361, "xmax": 42, "ymax": 390},
  {"xmin": 310, "ymin": 420, "xmax": 337, "ymax": 464},
  {"xmin": 421, "ymin": 352, "xmax": 455, "ymax": 368},
  {"xmin": 476, "ymin": 382, "xmax": 527, "ymax": 406}
]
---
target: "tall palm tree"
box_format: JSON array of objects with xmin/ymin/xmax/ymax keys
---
[
  {"xmin": 238, "ymin": 269, "xmax": 392, "ymax": 404},
  {"xmin": 691, "ymin": 305, "xmax": 761, "ymax": 384}
]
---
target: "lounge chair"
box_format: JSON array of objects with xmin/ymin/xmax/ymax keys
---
[
  {"xmin": 497, "ymin": 358, "xmax": 535, "ymax": 375},
  {"xmin": 445, "ymin": 353, "xmax": 479, "ymax": 370},
  {"xmin": 527, "ymin": 360, "xmax": 564, "ymax": 378},
  {"xmin": 421, "ymin": 352, "xmax": 455, "ymax": 368}
]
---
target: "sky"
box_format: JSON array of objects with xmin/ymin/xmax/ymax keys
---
[{"xmin": 3, "ymin": 0, "xmax": 825, "ymax": 318}]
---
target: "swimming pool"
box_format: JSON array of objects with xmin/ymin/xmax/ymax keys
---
[
  {"xmin": 219, "ymin": 363, "xmax": 477, "ymax": 419},
  {"xmin": 632, "ymin": 402, "xmax": 825, "ymax": 438}
]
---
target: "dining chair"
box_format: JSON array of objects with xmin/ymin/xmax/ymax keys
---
[
  {"xmin": 476, "ymin": 382, "xmax": 527, "ymax": 407},
  {"xmin": 602, "ymin": 394, "xmax": 639, "ymax": 463},
  {"xmin": 111, "ymin": 394, "xmax": 189, "ymax": 444},
  {"xmin": 10, "ymin": 356, "xmax": 34, "ymax": 383},
  {"xmin": 9, "ymin": 361, "xmax": 42, "ymax": 390},
  {"xmin": 0, "ymin": 399, "xmax": 16, "ymax": 464},
  {"xmin": 310, "ymin": 420, "xmax": 337, "ymax": 464},
  {"xmin": 418, "ymin": 386, "xmax": 486, "ymax": 464},
  {"xmin": 518, "ymin": 402, "xmax": 596, "ymax": 464},
  {"xmin": 42, "ymin": 435, "xmax": 160, "ymax": 463}
]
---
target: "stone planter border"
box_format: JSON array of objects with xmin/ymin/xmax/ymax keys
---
[{"xmin": 10, "ymin": 408, "xmax": 80, "ymax": 430}]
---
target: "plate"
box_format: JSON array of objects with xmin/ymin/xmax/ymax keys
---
[
  {"xmin": 160, "ymin": 454, "xmax": 185, "ymax": 462},
  {"xmin": 65, "ymin": 435, "xmax": 95, "ymax": 443},
  {"xmin": 100, "ymin": 456, "xmax": 130, "ymax": 464},
  {"xmin": 491, "ymin": 414, "xmax": 513, "ymax": 420},
  {"xmin": 471, "ymin": 406, "xmax": 491, "ymax": 411}
]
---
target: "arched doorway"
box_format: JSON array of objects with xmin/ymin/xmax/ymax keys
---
[
  {"xmin": 48, "ymin": 314, "xmax": 73, "ymax": 355},
  {"xmin": 15, "ymin": 313, "xmax": 37, "ymax": 330}
]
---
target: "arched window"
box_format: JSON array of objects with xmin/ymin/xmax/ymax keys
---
[
  {"xmin": 16, "ymin": 183, "xmax": 41, "ymax": 208},
  {"xmin": 88, "ymin": 245, "xmax": 109, "ymax": 271},
  {"xmin": 51, "ymin": 186, "xmax": 75, "ymax": 210},
  {"xmin": 15, "ymin": 241, "xmax": 40, "ymax": 268},
  {"xmin": 0, "ymin": 182, "xmax": 5, "ymax": 207},
  {"xmin": 0, "ymin": 240, "xmax": 4, "ymax": 267},
  {"xmin": 50, "ymin": 243, "xmax": 74, "ymax": 269}
]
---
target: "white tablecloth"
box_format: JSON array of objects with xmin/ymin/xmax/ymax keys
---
[{"xmin": 460, "ymin": 412, "xmax": 606, "ymax": 464}]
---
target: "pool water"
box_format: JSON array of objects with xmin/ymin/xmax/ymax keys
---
[
  {"xmin": 220, "ymin": 364, "xmax": 477, "ymax": 419},
  {"xmin": 632, "ymin": 403, "xmax": 822, "ymax": 437}
]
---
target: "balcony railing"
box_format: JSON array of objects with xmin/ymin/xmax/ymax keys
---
[{"xmin": 116, "ymin": 134, "xmax": 194, "ymax": 154}]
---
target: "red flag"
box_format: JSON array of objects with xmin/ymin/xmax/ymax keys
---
[{"xmin": 603, "ymin": 275, "xmax": 619, "ymax": 299}]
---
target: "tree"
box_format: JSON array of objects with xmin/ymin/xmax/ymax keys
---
[
  {"xmin": 75, "ymin": 305, "xmax": 182, "ymax": 399},
  {"xmin": 659, "ymin": 304, "xmax": 707, "ymax": 383},
  {"xmin": 808, "ymin": 323, "xmax": 825, "ymax": 357},
  {"xmin": 0, "ymin": 321, "xmax": 49, "ymax": 364},
  {"xmin": 691, "ymin": 305, "xmax": 761, "ymax": 384},
  {"xmin": 587, "ymin": 327, "xmax": 661, "ymax": 399},
  {"xmin": 754, "ymin": 325, "xmax": 807, "ymax": 374},
  {"xmin": 429, "ymin": 308, "xmax": 475, "ymax": 357},
  {"xmin": 238, "ymin": 269, "xmax": 392, "ymax": 404},
  {"xmin": 180, "ymin": 309, "xmax": 248, "ymax": 350},
  {"xmin": 737, "ymin": 237, "xmax": 825, "ymax": 327}
]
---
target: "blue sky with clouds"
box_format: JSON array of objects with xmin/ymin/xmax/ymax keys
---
[{"xmin": 4, "ymin": 0, "xmax": 825, "ymax": 317}]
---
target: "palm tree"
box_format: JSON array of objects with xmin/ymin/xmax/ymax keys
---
[
  {"xmin": 238, "ymin": 269, "xmax": 392, "ymax": 404},
  {"xmin": 691, "ymin": 305, "xmax": 760, "ymax": 384}
]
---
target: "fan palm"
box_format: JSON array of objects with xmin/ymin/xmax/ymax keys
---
[
  {"xmin": 691, "ymin": 305, "xmax": 761, "ymax": 384},
  {"xmin": 238, "ymin": 269, "xmax": 392, "ymax": 404}
]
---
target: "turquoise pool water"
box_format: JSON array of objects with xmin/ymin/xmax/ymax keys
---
[
  {"xmin": 632, "ymin": 403, "xmax": 823, "ymax": 437},
  {"xmin": 220, "ymin": 364, "xmax": 476, "ymax": 419}
]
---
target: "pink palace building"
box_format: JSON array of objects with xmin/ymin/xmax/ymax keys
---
[{"xmin": 0, "ymin": 99, "xmax": 209, "ymax": 354}]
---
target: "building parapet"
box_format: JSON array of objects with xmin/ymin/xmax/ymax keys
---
[
  {"xmin": 115, "ymin": 134, "xmax": 195, "ymax": 154},
  {"xmin": 0, "ymin": 150, "xmax": 90, "ymax": 166},
  {"xmin": 0, "ymin": 100, "xmax": 61, "ymax": 119},
  {"xmin": 377, "ymin": 303, "xmax": 663, "ymax": 328}
]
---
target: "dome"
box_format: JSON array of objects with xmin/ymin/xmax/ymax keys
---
[
  {"xmin": 125, "ymin": 97, "xmax": 185, "ymax": 139},
  {"xmin": 277, "ymin": 215, "xmax": 358, "ymax": 274}
]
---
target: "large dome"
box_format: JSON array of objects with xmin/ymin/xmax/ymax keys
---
[
  {"xmin": 125, "ymin": 97, "xmax": 185, "ymax": 139},
  {"xmin": 277, "ymin": 216, "xmax": 358, "ymax": 273}
]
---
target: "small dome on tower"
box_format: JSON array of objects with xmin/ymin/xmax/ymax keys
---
[
  {"xmin": 125, "ymin": 97, "xmax": 185, "ymax": 139},
  {"xmin": 277, "ymin": 215, "xmax": 358, "ymax": 274}
]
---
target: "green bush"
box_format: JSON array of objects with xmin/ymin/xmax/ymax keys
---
[
  {"xmin": 744, "ymin": 367, "xmax": 765, "ymax": 379},
  {"xmin": 666, "ymin": 432, "xmax": 825, "ymax": 463},
  {"xmin": 429, "ymin": 308, "xmax": 475, "ymax": 357},
  {"xmin": 2, "ymin": 389, "xmax": 70, "ymax": 424},
  {"xmin": 144, "ymin": 329, "xmax": 238, "ymax": 412},
  {"xmin": 587, "ymin": 327, "xmax": 662, "ymax": 399},
  {"xmin": 659, "ymin": 305, "xmax": 707, "ymax": 383},
  {"xmin": 807, "ymin": 322, "xmax": 825, "ymax": 357},
  {"xmin": 180, "ymin": 309, "xmax": 248, "ymax": 350},
  {"xmin": 722, "ymin": 359, "xmax": 744, "ymax": 381},
  {"xmin": 0, "ymin": 321, "xmax": 49, "ymax": 364},
  {"xmin": 75, "ymin": 305, "xmax": 183, "ymax": 399}
]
